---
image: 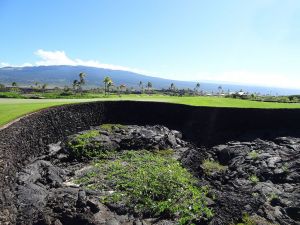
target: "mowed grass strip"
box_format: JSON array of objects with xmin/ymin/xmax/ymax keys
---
[
  {"xmin": 0, "ymin": 98, "xmax": 99, "ymax": 127},
  {"xmin": 1, "ymin": 95, "xmax": 300, "ymax": 126}
]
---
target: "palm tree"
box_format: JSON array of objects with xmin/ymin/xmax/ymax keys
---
[
  {"xmin": 41, "ymin": 84, "xmax": 47, "ymax": 93},
  {"xmin": 78, "ymin": 72, "xmax": 86, "ymax": 95},
  {"xmin": 170, "ymin": 83, "xmax": 175, "ymax": 91},
  {"xmin": 103, "ymin": 76, "xmax": 113, "ymax": 95},
  {"xmin": 218, "ymin": 85, "xmax": 223, "ymax": 95},
  {"xmin": 146, "ymin": 82, "xmax": 152, "ymax": 94},
  {"xmin": 73, "ymin": 80, "xmax": 79, "ymax": 93},
  {"xmin": 195, "ymin": 83, "xmax": 200, "ymax": 95},
  {"xmin": 79, "ymin": 72, "xmax": 86, "ymax": 85},
  {"xmin": 117, "ymin": 84, "xmax": 126, "ymax": 96},
  {"xmin": 107, "ymin": 80, "xmax": 113, "ymax": 95},
  {"xmin": 139, "ymin": 81, "xmax": 143, "ymax": 93},
  {"xmin": 11, "ymin": 82, "xmax": 19, "ymax": 93},
  {"xmin": 120, "ymin": 84, "xmax": 126, "ymax": 92}
]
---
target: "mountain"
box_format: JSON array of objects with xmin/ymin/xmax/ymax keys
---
[
  {"xmin": 0, "ymin": 65, "xmax": 299, "ymax": 95},
  {"xmin": 0, "ymin": 65, "xmax": 196, "ymax": 89}
]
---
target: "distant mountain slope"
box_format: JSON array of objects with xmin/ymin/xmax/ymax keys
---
[
  {"xmin": 0, "ymin": 65, "xmax": 197, "ymax": 89},
  {"xmin": 0, "ymin": 65, "xmax": 299, "ymax": 95}
]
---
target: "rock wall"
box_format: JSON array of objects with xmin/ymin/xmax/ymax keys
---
[{"xmin": 1, "ymin": 101, "xmax": 300, "ymax": 224}]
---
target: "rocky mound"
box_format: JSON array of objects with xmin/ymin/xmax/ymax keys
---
[{"xmin": 14, "ymin": 124, "xmax": 300, "ymax": 225}]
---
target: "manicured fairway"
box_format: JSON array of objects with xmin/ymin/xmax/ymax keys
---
[
  {"xmin": 1, "ymin": 95, "xmax": 300, "ymax": 127},
  {"xmin": 0, "ymin": 99, "xmax": 100, "ymax": 127}
]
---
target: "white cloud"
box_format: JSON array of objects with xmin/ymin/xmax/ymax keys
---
[
  {"xmin": 0, "ymin": 49, "xmax": 154, "ymax": 76},
  {"xmin": 34, "ymin": 49, "xmax": 151, "ymax": 75},
  {"xmin": 0, "ymin": 49, "xmax": 152, "ymax": 76},
  {"xmin": 1, "ymin": 49, "xmax": 300, "ymax": 90},
  {"xmin": 35, "ymin": 49, "xmax": 75, "ymax": 66},
  {"xmin": 0, "ymin": 62, "xmax": 10, "ymax": 67}
]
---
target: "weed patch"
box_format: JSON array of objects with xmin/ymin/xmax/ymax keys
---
[
  {"xmin": 202, "ymin": 159, "xmax": 227, "ymax": 175},
  {"xmin": 67, "ymin": 130, "xmax": 115, "ymax": 159},
  {"xmin": 248, "ymin": 151, "xmax": 259, "ymax": 160},
  {"xmin": 100, "ymin": 123, "xmax": 127, "ymax": 132},
  {"xmin": 77, "ymin": 150, "xmax": 213, "ymax": 224},
  {"xmin": 249, "ymin": 175, "xmax": 259, "ymax": 184}
]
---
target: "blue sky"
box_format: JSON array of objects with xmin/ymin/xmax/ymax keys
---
[{"xmin": 0, "ymin": 0, "xmax": 300, "ymax": 88}]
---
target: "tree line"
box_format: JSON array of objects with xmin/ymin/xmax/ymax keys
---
[{"xmin": 1, "ymin": 72, "xmax": 207, "ymax": 96}]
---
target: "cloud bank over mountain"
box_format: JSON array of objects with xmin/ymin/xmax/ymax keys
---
[
  {"xmin": 0, "ymin": 49, "xmax": 152, "ymax": 76},
  {"xmin": 1, "ymin": 49, "xmax": 300, "ymax": 89}
]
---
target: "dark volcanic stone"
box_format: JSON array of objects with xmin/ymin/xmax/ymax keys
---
[{"xmin": 6, "ymin": 123, "xmax": 300, "ymax": 225}]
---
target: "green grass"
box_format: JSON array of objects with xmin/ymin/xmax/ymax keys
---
[
  {"xmin": 235, "ymin": 213, "xmax": 276, "ymax": 225},
  {"xmin": 67, "ymin": 128, "xmax": 119, "ymax": 159},
  {"xmin": 99, "ymin": 123, "xmax": 127, "ymax": 132},
  {"xmin": 1, "ymin": 95, "xmax": 300, "ymax": 127},
  {"xmin": 248, "ymin": 150, "xmax": 259, "ymax": 160},
  {"xmin": 202, "ymin": 159, "xmax": 227, "ymax": 175},
  {"xmin": 0, "ymin": 98, "xmax": 100, "ymax": 127},
  {"xmin": 249, "ymin": 175, "xmax": 259, "ymax": 184},
  {"xmin": 77, "ymin": 150, "xmax": 213, "ymax": 224}
]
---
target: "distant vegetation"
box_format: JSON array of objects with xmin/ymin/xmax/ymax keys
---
[
  {"xmin": 1, "ymin": 71, "xmax": 300, "ymax": 127},
  {"xmin": 0, "ymin": 71, "xmax": 299, "ymax": 104}
]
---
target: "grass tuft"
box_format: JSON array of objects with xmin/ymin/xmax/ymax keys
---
[
  {"xmin": 99, "ymin": 123, "xmax": 127, "ymax": 132},
  {"xmin": 67, "ymin": 130, "xmax": 115, "ymax": 159},
  {"xmin": 248, "ymin": 150, "xmax": 259, "ymax": 160},
  {"xmin": 249, "ymin": 175, "xmax": 259, "ymax": 184},
  {"xmin": 202, "ymin": 159, "xmax": 227, "ymax": 175},
  {"xmin": 77, "ymin": 150, "xmax": 213, "ymax": 224}
]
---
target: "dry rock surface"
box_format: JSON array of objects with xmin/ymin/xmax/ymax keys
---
[{"xmin": 15, "ymin": 125, "xmax": 300, "ymax": 225}]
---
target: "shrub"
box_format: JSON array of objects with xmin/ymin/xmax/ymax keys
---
[{"xmin": 202, "ymin": 159, "xmax": 227, "ymax": 175}]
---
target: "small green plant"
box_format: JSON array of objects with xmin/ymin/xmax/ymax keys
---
[
  {"xmin": 267, "ymin": 193, "xmax": 279, "ymax": 202},
  {"xmin": 236, "ymin": 213, "xmax": 276, "ymax": 225},
  {"xmin": 67, "ymin": 130, "xmax": 115, "ymax": 159},
  {"xmin": 248, "ymin": 150, "xmax": 259, "ymax": 160},
  {"xmin": 202, "ymin": 159, "xmax": 227, "ymax": 175},
  {"xmin": 236, "ymin": 213, "xmax": 256, "ymax": 225},
  {"xmin": 99, "ymin": 123, "xmax": 126, "ymax": 132},
  {"xmin": 282, "ymin": 163, "xmax": 289, "ymax": 173},
  {"xmin": 74, "ymin": 170, "xmax": 98, "ymax": 185},
  {"xmin": 79, "ymin": 150, "xmax": 213, "ymax": 224},
  {"xmin": 154, "ymin": 148, "xmax": 174, "ymax": 156},
  {"xmin": 249, "ymin": 175, "xmax": 259, "ymax": 184}
]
